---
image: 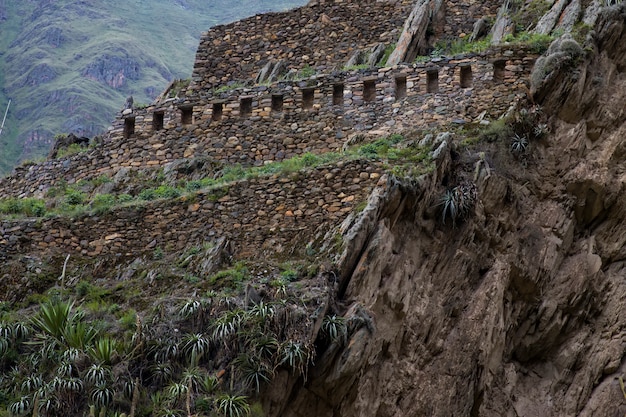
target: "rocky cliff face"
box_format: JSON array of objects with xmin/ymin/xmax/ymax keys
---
[{"xmin": 271, "ymin": 6, "xmax": 626, "ymax": 417}]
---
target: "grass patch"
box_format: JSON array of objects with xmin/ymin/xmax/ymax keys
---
[
  {"xmin": 207, "ymin": 262, "xmax": 249, "ymax": 290},
  {"xmin": 296, "ymin": 64, "xmax": 316, "ymax": 79},
  {"xmin": 379, "ymin": 43, "xmax": 396, "ymax": 67},
  {"xmin": 432, "ymin": 36, "xmax": 492, "ymax": 57},
  {"xmin": 211, "ymin": 81, "xmax": 246, "ymax": 94},
  {"xmin": 501, "ymin": 32, "xmax": 553, "ymax": 54},
  {"xmin": 56, "ymin": 143, "xmax": 89, "ymax": 159},
  {"xmin": 0, "ymin": 197, "xmax": 46, "ymax": 217},
  {"xmin": 343, "ymin": 63, "xmax": 370, "ymax": 71}
]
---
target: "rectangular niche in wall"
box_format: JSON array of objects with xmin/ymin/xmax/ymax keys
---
[
  {"xmin": 493, "ymin": 60, "xmax": 506, "ymax": 82},
  {"xmin": 179, "ymin": 105, "xmax": 193, "ymax": 125},
  {"xmin": 240, "ymin": 96, "xmax": 253, "ymax": 116},
  {"xmin": 212, "ymin": 102, "xmax": 223, "ymax": 121},
  {"xmin": 395, "ymin": 75, "xmax": 407, "ymax": 99},
  {"xmin": 302, "ymin": 88, "xmax": 315, "ymax": 109},
  {"xmin": 363, "ymin": 78, "xmax": 377, "ymax": 102},
  {"xmin": 152, "ymin": 111, "xmax": 164, "ymax": 131},
  {"xmin": 123, "ymin": 117, "xmax": 135, "ymax": 139},
  {"xmin": 426, "ymin": 69, "xmax": 439, "ymax": 93},
  {"xmin": 272, "ymin": 94, "xmax": 284, "ymax": 112},
  {"xmin": 333, "ymin": 83, "xmax": 344, "ymax": 106},
  {"xmin": 460, "ymin": 65, "xmax": 473, "ymax": 88}
]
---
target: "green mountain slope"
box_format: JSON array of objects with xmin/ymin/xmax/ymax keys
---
[{"xmin": 0, "ymin": 0, "xmax": 306, "ymax": 173}]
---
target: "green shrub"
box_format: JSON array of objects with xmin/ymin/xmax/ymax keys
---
[
  {"xmin": 65, "ymin": 188, "xmax": 86, "ymax": 206},
  {"xmin": 117, "ymin": 193, "xmax": 133, "ymax": 203},
  {"xmin": 138, "ymin": 188, "xmax": 157, "ymax": 201},
  {"xmin": 56, "ymin": 143, "xmax": 86, "ymax": 158},
  {"xmin": 75, "ymin": 280, "xmax": 93, "ymax": 297},
  {"xmin": 208, "ymin": 262, "xmax": 249, "ymax": 290},
  {"xmin": 153, "ymin": 247, "xmax": 164, "ymax": 260},
  {"xmin": 118, "ymin": 309, "xmax": 137, "ymax": 331},
  {"xmin": 91, "ymin": 175, "xmax": 112, "ymax": 187},
  {"xmin": 154, "ymin": 185, "xmax": 181, "ymax": 199},
  {"xmin": 185, "ymin": 180, "xmax": 203, "ymax": 191},
  {"xmin": 297, "ymin": 64, "xmax": 316, "ymax": 78},
  {"xmin": 92, "ymin": 194, "xmax": 116, "ymax": 212},
  {"xmin": 280, "ymin": 269, "xmax": 299, "ymax": 282},
  {"xmin": 0, "ymin": 198, "xmax": 46, "ymax": 217},
  {"xmin": 359, "ymin": 139, "xmax": 391, "ymax": 157}
]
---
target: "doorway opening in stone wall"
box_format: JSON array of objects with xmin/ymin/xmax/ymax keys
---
[
  {"xmin": 240, "ymin": 97, "xmax": 253, "ymax": 117},
  {"xmin": 302, "ymin": 88, "xmax": 315, "ymax": 109},
  {"xmin": 460, "ymin": 65, "xmax": 473, "ymax": 88},
  {"xmin": 212, "ymin": 103, "xmax": 223, "ymax": 121},
  {"xmin": 123, "ymin": 117, "xmax": 135, "ymax": 139},
  {"xmin": 179, "ymin": 105, "xmax": 193, "ymax": 125},
  {"xmin": 427, "ymin": 69, "xmax": 439, "ymax": 93},
  {"xmin": 333, "ymin": 83, "xmax": 344, "ymax": 106},
  {"xmin": 363, "ymin": 78, "xmax": 377, "ymax": 102},
  {"xmin": 395, "ymin": 75, "xmax": 407, "ymax": 99},
  {"xmin": 272, "ymin": 94, "xmax": 284, "ymax": 112},
  {"xmin": 152, "ymin": 111, "xmax": 164, "ymax": 131},
  {"xmin": 493, "ymin": 60, "xmax": 506, "ymax": 82}
]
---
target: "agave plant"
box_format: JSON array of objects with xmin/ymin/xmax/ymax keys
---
[
  {"xmin": 150, "ymin": 362, "xmax": 174, "ymax": 386},
  {"xmin": 0, "ymin": 321, "xmax": 12, "ymax": 339},
  {"xmin": 279, "ymin": 341, "xmax": 310, "ymax": 375},
  {"xmin": 181, "ymin": 333, "xmax": 211, "ymax": 366},
  {"xmin": 0, "ymin": 336, "xmax": 8, "ymax": 356},
  {"xmin": 321, "ymin": 315, "xmax": 347, "ymax": 344},
  {"xmin": 148, "ymin": 337, "xmax": 181, "ymax": 363},
  {"xmin": 90, "ymin": 382, "xmax": 114, "ymax": 408},
  {"xmin": 212, "ymin": 309, "xmax": 246, "ymax": 342},
  {"xmin": 438, "ymin": 182, "xmax": 477, "ymax": 225},
  {"xmin": 61, "ymin": 347, "xmax": 82, "ymax": 363},
  {"xmin": 90, "ymin": 336, "xmax": 117, "ymax": 365},
  {"xmin": 63, "ymin": 321, "xmax": 98, "ymax": 349},
  {"xmin": 56, "ymin": 360, "xmax": 77, "ymax": 378},
  {"xmin": 214, "ymin": 393, "xmax": 250, "ymax": 417},
  {"xmin": 156, "ymin": 408, "xmax": 183, "ymax": 417},
  {"xmin": 181, "ymin": 366, "xmax": 205, "ymax": 394},
  {"xmin": 9, "ymin": 395, "xmax": 32, "ymax": 416},
  {"xmin": 85, "ymin": 363, "xmax": 111, "ymax": 386},
  {"xmin": 51, "ymin": 376, "xmax": 83, "ymax": 393},
  {"xmin": 248, "ymin": 334, "xmax": 279, "ymax": 360},
  {"xmin": 179, "ymin": 298, "xmax": 213, "ymax": 332},
  {"xmin": 30, "ymin": 300, "xmax": 76, "ymax": 343},
  {"xmin": 179, "ymin": 300, "xmax": 201, "ymax": 318},
  {"xmin": 510, "ymin": 133, "xmax": 529, "ymax": 154},
  {"xmin": 21, "ymin": 374, "xmax": 44, "ymax": 393},
  {"xmin": 200, "ymin": 374, "xmax": 219, "ymax": 394},
  {"xmin": 34, "ymin": 384, "xmax": 59, "ymax": 415},
  {"xmin": 233, "ymin": 353, "xmax": 272, "ymax": 393},
  {"xmin": 248, "ymin": 301, "xmax": 275, "ymax": 324},
  {"xmin": 166, "ymin": 381, "xmax": 189, "ymax": 405},
  {"xmin": 439, "ymin": 188, "xmax": 459, "ymax": 225}
]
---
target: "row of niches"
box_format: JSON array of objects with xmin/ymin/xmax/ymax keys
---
[{"xmin": 122, "ymin": 60, "xmax": 511, "ymax": 139}]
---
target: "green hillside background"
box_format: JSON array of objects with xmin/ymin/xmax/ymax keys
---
[{"xmin": 0, "ymin": 0, "xmax": 306, "ymax": 174}]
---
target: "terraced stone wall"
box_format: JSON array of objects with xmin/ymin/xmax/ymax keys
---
[
  {"xmin": 0, "ymin": 47, "xmax": 535, "ymax": 199},
  {"xmin": 189, "ymin": 0, "xmax": 413, "ymax": 89},
  {"xmin": 0, "ymin": 160, "xmax": 383, "ymax": 261}
]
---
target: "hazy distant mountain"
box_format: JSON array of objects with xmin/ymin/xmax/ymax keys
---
[{"xmin": 0, "ymin": 0, "xmax": 306, "ymax": 173}]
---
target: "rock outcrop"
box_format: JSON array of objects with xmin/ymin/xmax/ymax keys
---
[{"xmin": 265, "ymin": 5, "xmax": 626, "ymax": 417}]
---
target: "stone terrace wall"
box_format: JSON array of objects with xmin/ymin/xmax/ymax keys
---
[
  {"xmin": 189, "ymin": 0, "xmax": 413, "ymax": 90},
  {"xmin": 0, "ymin": 160, "xmax": 382, "ymax": 262},
  {"xmin": 0, "ymin": 47, "xmax": 535, "ymax": 199},
  {"xmin": 438, "ymin": 0, "xmax": 501, "ymax": 38}
]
